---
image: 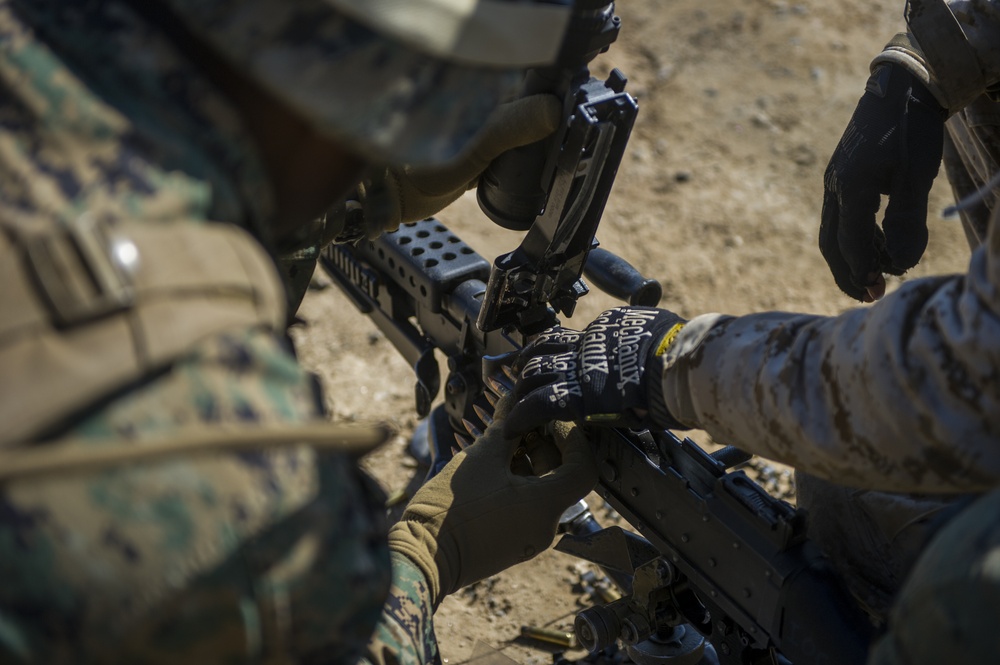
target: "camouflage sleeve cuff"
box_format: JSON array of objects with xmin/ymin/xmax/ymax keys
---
[
  {"xmin": 659, "ymin": 313, "xmax": 735, "ymax": 429},
  {"xmin": 362, "ymin": 551, "xmax": 440, "ymax": 665},
  {"xmin": 646, "ymin": 323, "xmax": 690, "ymax": 431},
  {"xmin": 881, "ymin": 0, "xmax": 1000, "ymax": 114},
  {"xmin": 871, "ymin": 33, "xmax": 958, "ymax": 113}
]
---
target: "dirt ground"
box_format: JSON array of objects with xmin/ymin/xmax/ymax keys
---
[{"xmin": 292, "ymin": 1, "xmax": 972, "ymax": 663}]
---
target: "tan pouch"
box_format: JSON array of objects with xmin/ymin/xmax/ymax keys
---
[{"xmin": 0, "ymin": 215, "xmax": 287, "ymax": 445}]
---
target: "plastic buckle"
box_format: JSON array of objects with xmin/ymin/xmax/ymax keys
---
[{"xmin": 24, "ymin": 216, "xmax": 136, "ymax": 327}]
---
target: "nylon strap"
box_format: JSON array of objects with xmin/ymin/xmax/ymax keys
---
[{"xmin": 0, "ymin": 423, "xmax": 391, "ymax": 482}]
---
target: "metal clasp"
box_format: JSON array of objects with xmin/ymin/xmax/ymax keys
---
[{"xmin": 23, "ymin": 215, "xmax": 136, "ymax": 327}]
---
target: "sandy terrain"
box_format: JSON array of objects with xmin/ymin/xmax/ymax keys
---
[{"xmin": 291, "ymin": 1, "xmax": 971, "ymax": 663}]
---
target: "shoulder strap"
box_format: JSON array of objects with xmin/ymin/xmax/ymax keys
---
[{"xmin": 0, "ymin": 422, "xmax": 391, "ymax": 482}]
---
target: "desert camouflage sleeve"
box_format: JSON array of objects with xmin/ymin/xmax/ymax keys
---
[
  {"xmin": 362, "ymin": 552, "xmax": 440, "ymax": 665},
  {"xmin": 659, "ymin": 203, "xmax": 1000, "ymax": 493}
]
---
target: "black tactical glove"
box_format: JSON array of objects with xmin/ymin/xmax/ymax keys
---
[
  {"xmin": 504, "ymin": 307, "xmax": 687, "ymax": 436},
  {"xmin": 820, "ymin": 63, "xmax": 946, "ymax": 302}
]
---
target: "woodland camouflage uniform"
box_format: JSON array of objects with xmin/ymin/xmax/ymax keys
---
[
  {"xmin": 0, "ymin": 0, "xmax": 548, "ymax": 662},
  {"xmin": 657, "ymin": 0, "xmax": 1000, "ymax": 661}
]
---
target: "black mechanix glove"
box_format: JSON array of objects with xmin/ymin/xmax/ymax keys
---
[
  {"xmin": 504, "ymin": 306, "xmax": 687, "ymax": 436},
  {"xmin": 820, "ymin": 63, "xmax": 946, "ymax": 302}
]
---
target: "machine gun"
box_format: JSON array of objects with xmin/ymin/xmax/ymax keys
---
[{"xmin": 320, "ymin": 2, "xmax": 873, "ymax": 663}]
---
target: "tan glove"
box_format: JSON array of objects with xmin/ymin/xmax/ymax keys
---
[
  {"xmin": 388, "ymin": 397, "xmax": 598, "ymax": 607},
  {"xmin": 357, "ymin": 93, "xmax": 561, "ymax": 238}
]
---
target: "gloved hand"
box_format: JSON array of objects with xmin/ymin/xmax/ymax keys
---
[
  {"xmin": 334, "ymin": 94, "xmax": 561, "ymax": 242},
  {"xmin": 387, "ymin": 396, "xmax": 597, "ymax": 607},
  {"xmin": 504, "ymin": 306, "xmax": 687, "ymax": 437},
  {"xmin": 820, "ymin": 63, "xmax": 946, "ymax": 302}
]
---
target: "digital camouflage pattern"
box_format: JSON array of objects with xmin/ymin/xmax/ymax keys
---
[
  {"xmin": 0, "ymin": 0, "xmax": 280, "ymax": 235},
  {"xmin": 0, "ymin": 0, "xmax": 493, "ymax": 661},
  {"xmin": 657, "ymin": 2, "xmax": 1000, "ymax": 662},
  {"xmin": 658, "ymin": 0, "xmax": 1000, "ymax": 494},
  {"xmin": 364, "ymin": 554, "xmax": 440, "ymax": 665},
  {"xmin": 0, "ymin": 330, "xmax": 395, "ymax": 664}
]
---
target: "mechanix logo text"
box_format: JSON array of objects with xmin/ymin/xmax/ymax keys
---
[
  {"xmin": 580, "ymin": 324, "xmax": 611, "ymax": 376},
  {"xmin": 549, "ymin": 380, "xmax": 583, "ymax": 402},
  {"xmin": 520, "ymin": 352, "xmax": 577, "ymax": 378},
  {"xmin": 615, "ymin": 310, "xmax": 661, "ymax": 393}
]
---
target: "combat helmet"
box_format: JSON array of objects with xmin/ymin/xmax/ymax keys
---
[{"xmin": 154, "ymin": 0, "xmax": 574, "ymax": 165}]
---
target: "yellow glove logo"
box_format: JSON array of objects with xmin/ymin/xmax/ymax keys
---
[{"xmin": 653, "ymin": 323, "xmax": 686, "ymax": 358}]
